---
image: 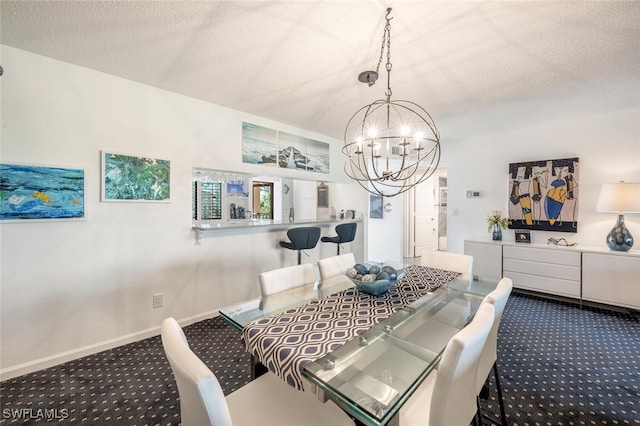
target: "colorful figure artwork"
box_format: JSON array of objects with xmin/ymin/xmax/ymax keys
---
[{"xmin": 508, "ymin": 158, "xmax": 579, "ymax": 232}]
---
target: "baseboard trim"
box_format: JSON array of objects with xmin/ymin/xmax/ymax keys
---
[
  {"xmin": 0, "ymin": 310, "xmax": 220, "ymax": 381},
  {"xmin": 512, "ymin": 288, "xmax": 635, "ymax": 314}
]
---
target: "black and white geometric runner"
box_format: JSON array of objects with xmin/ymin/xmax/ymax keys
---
[{"xmin": 242, "ymin": 265, "xmax": 460, "ymax": 390}]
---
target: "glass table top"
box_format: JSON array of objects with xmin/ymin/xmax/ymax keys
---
[
  {"xmin": 219, "ymin": 270, "xmax": 499, "ymax": 426},
  {"xmin": 301, "ymin": 282, "xmax": 494, "ymax": 425},
  {"xmin": 219, "ymin": 273, "xmax": 356, "ymax": 331}
]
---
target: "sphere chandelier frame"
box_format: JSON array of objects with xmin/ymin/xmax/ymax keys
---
[{"xmin": 343, "ymin": 8, "xmax": 441, "ymax": 197}]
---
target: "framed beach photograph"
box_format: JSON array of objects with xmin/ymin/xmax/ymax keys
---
[
  {"xmin": 242, "ymin": 122, "xmax": 278, "ymax": 166},
  {"xmin": 0, "ymin": 163, "xmax": 85, "ymax": 221},
  {"xmin": 102, "ymin": 151, "xmax": 170, "ymax": 202},
  {"xmin": 242, "ymin": 121, "xmax": 330, "ymax": 174}
]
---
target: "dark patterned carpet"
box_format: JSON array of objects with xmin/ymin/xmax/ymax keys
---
[{"xmin": 1, "ymin": 293, "xmax": 639, "ymax": 425}]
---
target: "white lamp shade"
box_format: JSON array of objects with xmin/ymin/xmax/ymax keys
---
[{"xmin": 596, "ymin": 182, "xmax": 640, "ymax": 213}]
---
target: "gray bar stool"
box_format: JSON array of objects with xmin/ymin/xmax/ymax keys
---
[
  {"xmin": 321, "ymin": 222, "xmax": 357, "ymax": 255},
  {"xmin": 279, "ymin": 226, "xmax": 321, "ymax": 264}
]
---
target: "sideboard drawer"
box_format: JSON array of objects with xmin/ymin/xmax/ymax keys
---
[
  {"xmin": 503, "ymin": 258, "xmax": 581, "ymax": 281},
  {"xmin": 502, "ymin": 245, "xmax": 581, "ymax": 298},
  {"xmin": 503, "ymin": 245, "xmax": 581, "ymax": 266},
  {"xmin": 503, "ymin": 271, "xmax": 581, "ymax": 298}
]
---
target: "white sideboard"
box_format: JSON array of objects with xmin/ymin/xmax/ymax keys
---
[
  {"xmin": 582, "ymin": 252, "xmax": 640, "ymax": 310},
  {"xmin": 464, "ymin": 240, "xmax": 640, "ymax": 310},
  {"xmin": 463, "ymin": 241, "xmax": 503, "ymax": 280}
]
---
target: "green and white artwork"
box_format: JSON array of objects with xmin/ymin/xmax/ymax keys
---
[{"xmin": 102, "ymin": 152, "xmax": 170, "ymax": 202}]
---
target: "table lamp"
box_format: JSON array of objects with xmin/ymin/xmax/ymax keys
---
[{"xmin": 596, "ymin": 182, "xmax": 640, "ymax": 251}]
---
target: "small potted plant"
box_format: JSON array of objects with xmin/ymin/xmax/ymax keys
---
[{"xmin": 486, "ymin": 210, "xmax": 509, "ymax": 241}]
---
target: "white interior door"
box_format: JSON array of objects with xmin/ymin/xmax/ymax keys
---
[
  {"xmin": 436, "ymin": 176, "xmax": 448, "ymax": 251},
  {"xmin": 404, "ymin": 169, "xmax": 447, "ymax": 257},
  {"xmin": 414, "ymin": 179, "xmax": 437, "ymax": 256}
]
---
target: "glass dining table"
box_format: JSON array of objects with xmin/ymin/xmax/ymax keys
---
[{"xmin": 219, "ymin": 267, "xmax": 500, "ymax": 426}]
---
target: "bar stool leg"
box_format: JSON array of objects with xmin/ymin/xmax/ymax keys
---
[{"xmin": 297, "ymin": 250, "xmax": 302, "ymax": 265}]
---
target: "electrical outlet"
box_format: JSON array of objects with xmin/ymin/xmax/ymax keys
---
[{"xmin": 153, "ymin": 294, "xmax": 163, "ymax": 309}]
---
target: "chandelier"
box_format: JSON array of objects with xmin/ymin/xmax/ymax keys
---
[{"xmin": 343, "ymin": 8, "xmax": 441, "ymax": 197}]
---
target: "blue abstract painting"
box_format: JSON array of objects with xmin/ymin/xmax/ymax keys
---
[{"xmin": 0, "ymin": 163, "xmax": 85, "ymax": 220}]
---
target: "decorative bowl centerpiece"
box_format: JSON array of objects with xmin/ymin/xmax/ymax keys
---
[{"xmin": 346, "ymin": 263, "xmax": 400, "ymax": 296}]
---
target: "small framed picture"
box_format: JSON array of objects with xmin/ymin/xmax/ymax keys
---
[
  {"xmin": 317, "ymin": 183, "xmax": 329, "ymax": 208},
  {"xmin": 515, "ymin": 230, "xmax": 531, "ymax": 243},
  {"xmin": 370, "ymin": 194, "xmax": 383, "ymax": 219}
]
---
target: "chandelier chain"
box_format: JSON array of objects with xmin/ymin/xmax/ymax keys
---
[
  {"xmin": 375, "ymin": 9, "xmax": 393, "ymax": 85},
  {"xmin": 385, "ymin": 14, "xmax": 392, "ymax": 98}
]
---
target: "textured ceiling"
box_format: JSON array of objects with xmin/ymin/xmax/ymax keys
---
[{"xmin": 2, "ymin": 1, "xmax": 640, "ymax": 140}]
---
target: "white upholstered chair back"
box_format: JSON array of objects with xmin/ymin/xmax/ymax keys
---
[
  {"xmin": 317, "ymin": 253, "xmax": 356, "ymax": 280},
  {"xmin": 258, "ymin": 263, "xmax": 316, "ymax": 298},
  {"xmin": 421, "ymin": 251, "xmax": 473, "ymax": 278},
  {"xmin": 162, "ymin": 318, "xmax": 354, "ymax": 426},
  {"xmin": 401, "ymin": 303, "xmax": 495, "ymax": 426},
  {"xmin": 476, "ymin": 277, "xmax": 513, "ymax": 392},
  {"xmin": 429, "ymin": 302, "xmax": 495, "ymax": 425},
  {"xmin": 161, "ymin": 318, "xmax": 233, "ymax": 426}
]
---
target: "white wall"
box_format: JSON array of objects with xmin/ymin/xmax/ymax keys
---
[
  {"xmin": 442, "ymin": 80, "xmax": 640, "ymax": 253},
  {"xmin": 0, "ymin": 46, "xmax": 366, "ymax": 378},
  {"xmin": 292, "ymin": 180, "xmax": 317, "ymax": 220},
  {"xmin": 368, "ymin": 198, "xmax": 404, "ymax": 264}
]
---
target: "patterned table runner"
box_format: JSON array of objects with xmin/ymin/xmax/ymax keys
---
[{"xmin": 242, "ymin": 265, "xmax": 460, "ymax": 390}]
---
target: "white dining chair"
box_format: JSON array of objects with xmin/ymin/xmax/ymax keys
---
[
  {"xmin": 400, "ymin": 302, "xmax": 495, "ymax": 426},
  {"xmin": 318, "ymin": 253, "xmax": 356, "ymax": 280},
  {"xmin": 476, "ymin": 277, "xmax": 513, "ymax": 426},
  {"xmin": 422, "ymin": 251, "xmax": 475, "ymax": 327},
  {"xmin": 421, "ymin": 250, "xmax": 473, "ymax": 279},
  {"xmin": 161, "ymin": 318, "xmax": 354, "ymax": 426},
  {"xmin": 258, "ymin": 263, "xmax": 316, "ymax": 298}
]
